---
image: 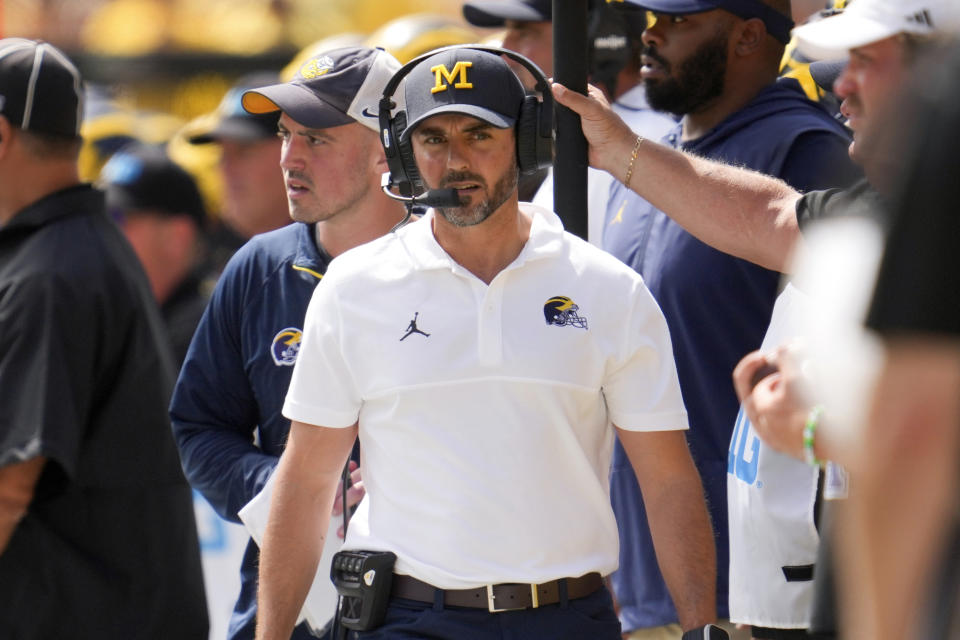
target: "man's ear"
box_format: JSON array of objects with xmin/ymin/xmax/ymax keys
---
[{"xmin": 733, "ymin": 17, "xmax": 768, "ymax": 57}]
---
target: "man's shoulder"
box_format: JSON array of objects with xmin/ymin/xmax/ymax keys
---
[
  {"xmin": 220, "ymin": 223, "xmax": 310, "ymax": 280},
  {"xmin": 323, "ymin": 228, "xmax": 409, "ymax": 284},
  {"xmin": 709, "ymin": 80, "xmax": 847, "ymax": 143},
  {"xmin": 524, "ymin": 204, "xmax": 648, "ymax": 289},
  {"xmin": 564, "ymin": 227, "xmax": 641, "ymax": 276},
  {"xmin": 238, "ymin": 222, "xmax": 304, "ymax": 258},
  {"xmin": 752, "ymin": 79, "xmax": 847, "ymax": 130},
  {"xmin": 798, "ymin": 179, "xmax": 881, "ymax": 228},
  {"xmin": 3, "ymin": 201, "xmax": 137, "ymax": 287}
]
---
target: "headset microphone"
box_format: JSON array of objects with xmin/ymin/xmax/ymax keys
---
[
  {"xmin": 415, "ymin": 189, "xmax": 463, "ymax": 208},
  {"xmin": 380, "ymin": 173, "xmax": 463, "ymax": 208}
]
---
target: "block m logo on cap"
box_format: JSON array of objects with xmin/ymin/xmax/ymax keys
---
[{"xmin": 430, "ymin": 61, "xmax": 473, "ymax": 94}]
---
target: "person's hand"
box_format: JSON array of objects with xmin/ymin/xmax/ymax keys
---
[
  {"xmin": 332, "ymin": 460, "xmax": 364, "ymax": 539},
  {"xmin": 732, "ymin": 344, "xmax": 811, "ymax": 461},
  {"xmin": 550, "ymin": 81, "xmax": 638, "ymax": 177}
]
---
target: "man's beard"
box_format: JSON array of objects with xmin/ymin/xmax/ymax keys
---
[
  {"xmin": 643, "ymin": 29, "xmax": 729, "ymax": 116},
  {"xmin": 434, "ymin": 161, "xmax": 519, "ymax": 227}
]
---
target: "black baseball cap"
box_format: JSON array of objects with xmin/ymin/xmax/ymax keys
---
[
  {"xmin": 0, "ymin": 38, "xmax": 83, "ymax": 138},
  {"xmin": 462, "ymin": 0, "xmax": 552, "ymax": 27},
  {"xmin": 623, "ymin": 0, "xmax": 794, "ymax": 44},
  {"xmin": 400, "ymin": 47, "xmax": 526, "ymax": 140},
  {"xmin": 100, "ymin": 143, "xmax": 206, "ymax": 229},
  {"xmin": 242, "ymin": 46, "xmax": 400, "ymax": 133},
  {"xmin": 809, "ymin": 59, "xmax": 847, "ymax": 94},
  {"xmin": 189, "ymin": 72, "xmax": 281, "ymax": 144}
]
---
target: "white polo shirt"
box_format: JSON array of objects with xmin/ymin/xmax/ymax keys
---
[{"xmin": 283, "ymin": 203, "xmax": 687, "ymax": 589}]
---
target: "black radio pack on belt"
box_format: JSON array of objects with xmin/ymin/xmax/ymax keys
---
[{"xmin": 330, "ymin": 549, "xmax": 397, "ymax": 631}]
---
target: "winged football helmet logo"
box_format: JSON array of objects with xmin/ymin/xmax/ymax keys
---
[
  {"xmin": 270, "ymin": 327, "xmax": 303, "ymax": 366},
  {"xmin": 543, "ymin": 296, "xmax": 588, "ymax": 330}
]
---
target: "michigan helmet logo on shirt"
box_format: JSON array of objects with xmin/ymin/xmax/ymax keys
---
[
  {"xmin": 270, "ymin": 327, "xmax": 303, "ymax": 366},
  {"xmin": 431, "ymin": 61, "xmax": 473, "ymax": 94},
  {"xmin": 543, "ymin": 296, "xmax": 588, "ymax": 330}
]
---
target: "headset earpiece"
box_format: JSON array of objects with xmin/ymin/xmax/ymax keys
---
[
  {"xmin": 392, "ymin": 111, "xmax": 424, "ymax": 195},
  {"xmin": 517, "ymin": 95, "xmax": 550, "ymax": 174}
]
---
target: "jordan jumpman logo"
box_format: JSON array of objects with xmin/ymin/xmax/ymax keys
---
[{"xmin": 400, "ymin": 312, "xmax": 430, "ymax": 341}]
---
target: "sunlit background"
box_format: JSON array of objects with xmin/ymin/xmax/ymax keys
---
[{"xmin": 6, "ymin": 0, "xmax": 476, "ymax": 117}]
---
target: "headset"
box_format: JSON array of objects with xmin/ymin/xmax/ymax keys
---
[
  {"xmin": 377, "ymin": 44, "xmax": 554, "ymax": 208},
  {"xmin": 587, "ymin": 0, "xmax": 648, "ymax": 99}
]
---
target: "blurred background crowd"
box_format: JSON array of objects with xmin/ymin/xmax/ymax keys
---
[{"xmin": 5, "ymin": 0, "xmax": 485, "ymax": 225}]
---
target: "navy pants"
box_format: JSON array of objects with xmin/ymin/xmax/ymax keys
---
[{"xmin": 352, "ymin": 585, "xmax": 622, "ymax": 639}]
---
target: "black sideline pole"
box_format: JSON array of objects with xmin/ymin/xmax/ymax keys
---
[{"xmin": 552, "ymin": 0, "xmax": 589, "ymax": 240}]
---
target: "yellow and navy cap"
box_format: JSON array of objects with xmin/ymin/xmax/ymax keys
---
[
  {"xmin": 242, "ymin": 46, "xmax": 400, "ymax": 133},
  {"xmin": 400, "ymin": 47, "xmax": 525, "ymax": 140}
]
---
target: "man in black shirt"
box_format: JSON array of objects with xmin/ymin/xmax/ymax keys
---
[
  {"xmin": 0, "ymin": 39, "xmax": 208, "ymax": 638},
  {"xmin": 853, "ymin": 40, "xmax": 960, "ymax": 640}
]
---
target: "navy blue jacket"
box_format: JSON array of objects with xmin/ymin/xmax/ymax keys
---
[
  {"xmin": 170, "ymin": 222, "xmax": 328, "ymax": 640},
  {"xmin": 603, "ymin": 79, "xmax": 861, "ymax": 631}
]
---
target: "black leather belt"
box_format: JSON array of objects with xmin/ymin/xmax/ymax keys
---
[{"xmin": 390, "ymin": 572, "xmax": 604, "ymax": 612}]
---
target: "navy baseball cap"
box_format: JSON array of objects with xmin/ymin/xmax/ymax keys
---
[
  {"xmin": 462, "ymin": 0, "xmax": 552, "ymax": 27},
  {"xmin": 0, "ymin": 38, "xmax": 83, "ymax": 138},
  {"xmin": 189, "ymin": 72, "xmax": 281, "ymax": 144},
  {"xmin": 242, "ymin": 46, "xmax": 400, "ymax": 133},
  {"xmin": 400, "ymin": 47, "xmax": 526, "ymax": 140},
  {"xmin": 100, "ymin": 143, "xmax": 206, "ymax": 229},
  {"xmin": 809, "ymin": 59, "xmax": 847, "ymax": 94},
  {"xmin": 624, "ymin": 0, "xmax": 794, "ymax": 43}
]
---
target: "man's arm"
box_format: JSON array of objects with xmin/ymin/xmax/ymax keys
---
[
  {"xmin": 0, "ymin": 456, "xmax": 46, "ymax": 554},
  {"xmin": 255, "ymin": 420, "xmax": 357, "ymax": 640},
  {"xmin": 170, "ymin": 259, "xmax": 283, "ymax": 523},
  {"xmin": 615, "ymin": 427, "xmax": 716, "ymax": 631},
  {"xmin": 551, "ymin": 82, "xmax": 803, "ymax": 272},
  {"xmin": 837, "ymin": 338, "xmax": 960, "ymax": 640}
]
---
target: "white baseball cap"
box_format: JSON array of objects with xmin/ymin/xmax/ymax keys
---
[{"xmin": 793, "ymin": 0, "xmax": 960, "ymax": 60}]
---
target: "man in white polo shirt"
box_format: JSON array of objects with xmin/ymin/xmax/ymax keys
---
[{"xmin": 255, "ymin": 46, "xmax": 723, "ymax": 640}]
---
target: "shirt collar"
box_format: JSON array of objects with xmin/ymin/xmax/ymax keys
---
[
  {"xmin": 0, "ymin": 184, "xmax": 101, "ymax": 235},
  {"xmin": 290, "ymin": 222, "xmax": 332, "ymax": 279},
  {"xmin": 397, "ymin": 202, "xmax": 566, "ymax": 274}
]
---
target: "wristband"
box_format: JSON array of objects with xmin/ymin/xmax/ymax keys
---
[
  {"xmin": 681, "ymin": 624, "xmax": 729, "ymax": 640},
  {"xmin": 623, "ymin": 135, "xmax": 644, "ymax": 187},
  {"xmin": 803, "ymin": 404, "xmax": 824, "ymax": 466}
]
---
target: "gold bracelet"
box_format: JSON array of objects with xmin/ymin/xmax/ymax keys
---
[{"xmin": 623, "ymin": 135, "xmax": 644, "ymax": 187}]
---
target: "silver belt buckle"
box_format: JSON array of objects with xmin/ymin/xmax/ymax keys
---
[{"xmin": 486, "ymin": 584, "xmax": 539, "ymax": 613}]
